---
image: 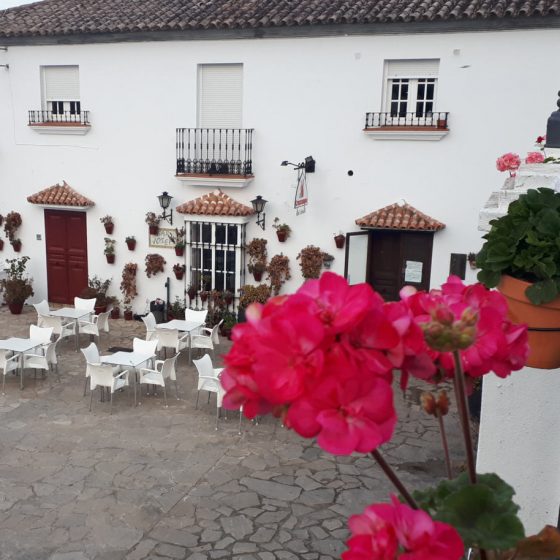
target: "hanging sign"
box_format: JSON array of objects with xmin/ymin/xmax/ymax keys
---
[
  {"xmin": 149, "ymin": 227, "xmax": 175, "ymax": 248},
  {"xmin": 294, "ymin": 168, "xmax": 308, "ymax": 214},
  {"xmin": 404, "ymin": 260, "xmax": 423, "ymax": 283}
]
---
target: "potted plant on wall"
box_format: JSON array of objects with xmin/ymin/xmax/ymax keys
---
[
  {"xmin": 477, "ymin": 187, "xmax": 560, "ymax": 368},
  {"xmin": 187, "ymin": 282, "xmax": 197, "ymax": 301},
  {"xmin": 145, "ymin": 253, "xmax": 166, "ymax": 277},
  {"xmin": 322, "ymin": 252, "xmax": 335, "ymax": 269},
  {"xmin": 100, "ymin": 215, "xmax": 114, "ymax": 235},
  {"xmin": 266, "ymin": 254, "xmax": 291, "ymax": 295},
  {"xmin": 238, "ymin": 284, "xmax": 272, "ymax": 323},
  {"xmin": 297, "ymin": 245, "xmax": 324, "ymax": 279},
  {"xmin": 145, "ymin": 212, "xmax": 161, "ymax": 235},
  {"xmin": 120, "ymin": 262, "xmax": 138, "ymax": 320},
  {"xmin": 173, "ymin": 263, "xmax": 186, "ymax": 281},
  {"xmin": 4, "ymin": 211, "xmax": 22, "ymax": 251},
  {"xmin": 272, "ymin": 218, "xmax": 292, "ymax": 242},
  {"xmin": 104, "ymin": 238, "xmax": 116, "ymax": 263},
  {"xmin": 168, "ymin": 226, "xmax": 186, "ymax": 256},
  {"xmin": 246, "ymin": 238, "xmax": 268, "ymax": 282},
  {"xmin": 125, "ymin": 235, "xmax": 136, "ymax": 251},
  {"xmin": 334, "ymin": 231, "xmax": 345, "ymax": 249},
  {"xmin": 0, "ymin": 256, "xmax": 34, "ymax": 314}
]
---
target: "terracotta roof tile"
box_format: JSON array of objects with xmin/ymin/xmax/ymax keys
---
[
  {"xmin": 176, "ymin": 189, "xmax": 254, "ymax": 217},
  {"xmin": 27, "ymin": 181, "xmax": 95, "ymax": 207},
  {"xmin": 0, "ymin": 0, "xmax": 556, "ymax": 39},
  {"xmin": 356, "ymin": 202, "xmax": 445, "ymax": 231}
]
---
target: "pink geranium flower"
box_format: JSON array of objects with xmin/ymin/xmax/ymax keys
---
[
  {"xmin": 525, "ymin": 151, "xmax": 545, "ymax": 164},
  {"xmin": 343, "ymin": 496, "xmax": 464, "ymax": 560},
  {"xmin": 496, "ymin": 152, "xmax": 521, "ymax": 175}
]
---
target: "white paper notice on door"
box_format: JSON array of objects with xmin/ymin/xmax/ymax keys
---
[{"xmin": 404, "ymin": 261, "xmax": 423, "ymax": 283}]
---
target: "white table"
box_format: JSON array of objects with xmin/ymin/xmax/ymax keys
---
[
  {"xmin": 156, "ymin": 320, "xmax": 203, "ymax": 362},
  {"xmin": 50, "ymin": 307, "xmax": 91, "ymax": 351},
  {"xmin": 0, "ymin": 337, "xmax": 43, "ymax": 390},
  {"xmin": 101, "ymin": 351, "xmax": 155, "ymax": 406}
]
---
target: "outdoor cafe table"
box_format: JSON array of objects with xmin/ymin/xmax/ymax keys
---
[
  {"xmin": 101, "ymin": 351, "xmax": 155, "ymax": 406},
  {"xmin": 156, "ymin": 319, "xmax": 203, "ymax": 363},
  {"xmin": 0, "ymin": 337, "xmax": 43, "ymax": 390},
  {"xmin": 50, "ymin": 307, "xmax": 91, "ymax": 352}
]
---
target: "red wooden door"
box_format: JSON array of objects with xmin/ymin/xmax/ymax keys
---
[{"xmin": 44, "ymin": 210, "xmax": 88, "ymax": 304}]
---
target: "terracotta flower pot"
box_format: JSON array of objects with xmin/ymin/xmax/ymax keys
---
[
  {"xmin": 276, "ymin": 230, "xmax": 287, "ymax": 243},
  {"xmin": 94, "ymin": 305, "xmax": 107, "ymax": 314},
  {"xmin": 126, "ymin": 240, "xmax": 136, "ymax": 251},
  {"xmin": 124, "ymin": 309, "xmax": 133, "ymax": 321},
  {"xmin": 149, "ymin": 225, "xmax": 159, "ymax": 235},
  {"xmin": 334, "ymin": 235, "xmax": 345, "ymax": 249},
  {"xmin": 498, "ymin": 274, "xmax": 560, "ymax": 369},
  {"xmin": 110, "ymin": 308, "xmax": 120, "ymax": 319},
  {"xmin": 175, "ymin": 247, "xmax": 184, "ymax": 257},
  {"xmin": 0, "ymin": 239, "xmax": 4, "ymax": 251},
  {"xmin": 200, "ymin": 293, "xmax": 208, "ymax": 302},
  {"xmin": 8, "ymin": 302, "xmax": 23, "ymax": 315},
  {"xmin": 104, "ymin": 223, "xmax": 114, "ymax": 235},
  {"xmin": 225, "ymin": 295, "xmax": 233, "ymax": 305},
  {"xmin": 175, "ymin": 271, "xmax": 184, "ymax": 281},
  {"xmin": 436, "ymin": 119, "xmax": 447, "ymax": 129},
  {"xmin": 106, "ymin": 254, "xmax": 115, "ymax": 264},
  {"xmin": 187, "ymin": 289, "xmax": 197, "ymax": 300},
  {"xmin": 11, "ymin": 241, "xmax": 21, "ymax": 252},
  {"xmin": 253, "ymin": 270, "xmax": 263, "ymax": 282}
]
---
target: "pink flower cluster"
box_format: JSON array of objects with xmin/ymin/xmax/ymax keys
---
[
  {"xmin": 343, "ymin": 496, "xmax": 464, "ymax": 560},
  {"xmin": 222, "ymin": 273, "xmax": 528, "ymax": 454},
  {"xmin": 399, "ymin": 276, "xmax": 528, "ymax": 389},
  {"xmin": 496, "ymin": 152, "xmax": 521, "ymax": 174},
  {"xmin": 525, "ymin": 151, "xmax": 545, "ymax": 164}
]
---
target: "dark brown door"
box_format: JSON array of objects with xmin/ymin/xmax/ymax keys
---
[
  {"xmin": 44, "ymin": 210, "xmax": 88, "ymax": 304},
  {"xmin": 369, "ymin": 230, "xmax": 433, "ymax": 301}
]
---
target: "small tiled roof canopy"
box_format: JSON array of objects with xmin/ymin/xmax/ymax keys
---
[
  {"xmin": 27, "ymin": 181, "xmax": 95, "ymax": 207},
  {"xmin": 176, "ymin": 189, "xmax": 254, "ymax": 216},
  {"xmin": 0, "ymin": 0, "xmax": 556, "ymax": 39},
  {"xmin": 356, "ymin": 202, "xmax": 445, "ymax": 231}
]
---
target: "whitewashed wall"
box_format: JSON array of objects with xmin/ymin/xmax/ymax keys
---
[{"xmin": 0, "ymin": 28, "xmax": 557, "ymax": 309}]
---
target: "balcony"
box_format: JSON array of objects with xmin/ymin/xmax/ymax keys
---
[
  {"xmin": 176, "ymin": 128, "xmax": 254, "ymax": 188},
  {"xmin": 363, "ymin": 111, "xmax": 449, "ymax": 141},
  {"xmin": 28, "ymin": 110, "xmax": 91, "ymax": 135}
]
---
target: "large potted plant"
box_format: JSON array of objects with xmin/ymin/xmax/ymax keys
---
[
  {"xmin": 0, "ymin": 256, "xmax": 34, "ymax": 314},
  {"xmin": 477, "ymin": 187, "xmax": 560, "ymax": 368}
]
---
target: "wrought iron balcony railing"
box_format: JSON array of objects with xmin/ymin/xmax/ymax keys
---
[
  {"xmin": 176, "ymin": 128, "xmax": 254, "ymax": 176},
  {"xmin": 365, "ymin": 112, "xmax": 449, "ymax": 129},
  {"xmin": 28, "ymin": 110, "xmax": 90, "ymax": 125}
]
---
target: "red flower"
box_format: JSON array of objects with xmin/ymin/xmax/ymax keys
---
[
  {"xmin": 526, "ymin": 151, "xmax": 545, "ymax": 164},
  {"xmin": 343, "ymin": 496, "xmax": 464, "ymax": 560},
  {"xmin": 496, "ymin": 152, "xmax": 521, "ymax": 174}
]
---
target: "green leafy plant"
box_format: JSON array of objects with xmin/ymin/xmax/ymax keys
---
[
  {"xmin": 0, "ymin": 256, "xmax": 34, "ymax": 304},
  {"xmin": 79, "ymin": 276, "xmax": 112, "ymax": 307},
  {"xmin": 125, "ymin": 235, "xmax": 135, "ymax": 243},
  {"xmin": 272, "ymin": 217, "xmax": 292, "ymax": 239},
  {"xmin": 99, "ymin": 215, "xmax": 113, "ymax": 226},
  {"xmin": 104, "ymin": 237, "xmax": 116, "ymax": 255},
  {"xmin": 477, "ymin": 188, "xmax": 560, "ymax": 304},
  {"xmin": 168, "ymin": 226, "xmax": 186, "ymax": 249},
  {"xmin": 169, "ymin": 296, "xmax": 186, "ymax": 320}
]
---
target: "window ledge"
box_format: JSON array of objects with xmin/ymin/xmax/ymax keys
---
[
  {"xmin": 175, "ymin": 174, "xmax": 254, "ymax": 188},
  {"xmin": 364, "ymin": 126, "xmax": 449, "ymax": 141},
  {"xmin": 29, "ymin": 123, "xmax": 91, "ymax": 135}
]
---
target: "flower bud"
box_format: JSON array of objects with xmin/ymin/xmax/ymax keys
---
[
  {"xmin": 433, "ymin": 305, "xmax": 455, "ymax": 326},
  {"xmin": 436, "ymin": 391, "xmax": 449, "ymax": 416},
  {"xmin": 420, "ymin": 392, "xmax": 437, "ymax": 416},
  {"xmin": 460, "ymin": 308, "xmax": 479, "ymax": 327}
]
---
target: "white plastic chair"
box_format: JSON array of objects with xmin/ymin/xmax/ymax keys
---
[
  {"xmin": 0, "ymin": 350, "xmax": 21, "ymax": 394},
  {"xmin": 23, "ymin": 340, "xmax": 57, "ymax": 386},
  {"xmin": 78, "ymin": 310, "xmax": 110, "ymax": 341},
  {"xmin": 154, "ymin": 329, "xmax": 189, "ymax": 358},
  {"xmin": 29, "ymin": 325, "xmax": 54, "ymax": 358},
  {"xmin": 141, "ymin": 313, "xmax": 157, "ymax": 341},
  {"xmin": 81, "ymin": 342, "xmax": 100, "ymax": 396},
  {"xmin": 74, "ymin": 297, "xmax": 96, "ymax": 312},
  {"xmin": 190, "ymin": 323, "xmax": 220, "ymax": 360},
  {"xmin": 88, "ymin": 363, "xmax": 131, "ymax": 414},
  {"xmin": 138, "ymin": 354, "xmax": 179, "ymax": 406},
  {"xmin": 37, "ymin": 314, "xmax": 75, "ymax": 341},
  {"xmin": 33, "ymin": 300, "xmax": 50, "ymax": 326},
  {"xmin": 184, "ymin": 309, "xmax": 208, "ymax": 335},
  {"xmin": 193, "ymin": 354, "xmax": 225, "ymax": 429}
]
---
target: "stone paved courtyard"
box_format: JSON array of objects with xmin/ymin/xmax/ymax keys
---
[{"xmin": 0, "ymin": 305, "xmax": 463, "ymax": 560}]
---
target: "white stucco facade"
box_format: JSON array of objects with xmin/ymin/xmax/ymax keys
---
[{"xmin": 0, "ymin": 27, "xmax": 558, "ymax": 308}]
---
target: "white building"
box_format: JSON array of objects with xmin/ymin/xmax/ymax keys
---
[{"xmin": 0, "ymin": 0, "xmax": 558, "ymax": 311}]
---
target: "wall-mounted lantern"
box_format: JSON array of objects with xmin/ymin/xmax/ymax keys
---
[
  {"xmin": 157, "ymin": 191, "xmax": 173, "ymax": 225},
  {"xmin": 251, "ymin": 195, "xmax": 267, "ymax": 230}
]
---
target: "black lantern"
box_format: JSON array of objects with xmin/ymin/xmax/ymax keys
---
[
  {"xmin": 251, "ymin": 195, "xmax": 267, "ymax": 230},
  {"xmin": 545, "ymin": 91, "xmax": 560, "ymax": 150},
  {"xmin": 157, "ymin": 191, "xmax": 173, "ymax": 225}
]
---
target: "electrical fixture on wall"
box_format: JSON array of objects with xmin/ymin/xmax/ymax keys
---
[
  {"xmin": 157, "ymin": 191, "xmax": 173, "ymax": 225},
  {"xmin": 280, "ymin": 156, "xmax": 316, "ymax": 173},
  {"xmin": 251, "ymin": 195, "xmax": 267, "ymax": 230}
]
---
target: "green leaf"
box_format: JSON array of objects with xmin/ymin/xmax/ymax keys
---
[
  {"xmin": 477, "ymin": 269, "xmax": 501, "ymax": 288},
  {"xmin": 526, "ymin": 279, "xmax": 558, "ymax": 305},
  {"xmin": 413, "ymin": 473, "xmax": 525, "ymax": 550},
  {"xmin": 536, "ymin": 208, "xmax": 560, "ymax": 236}
]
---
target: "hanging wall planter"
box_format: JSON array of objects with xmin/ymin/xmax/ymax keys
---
[
  {"xmin": 175, "ymin": 247, "xmax": 184, "ymax": 257},
  {"xmin": 272, "ymin": 218, "xmax": 292, "ymax": 243},
  {"xmin": 145, "ymin": 212, "xmax": 161, "ymax": 236},
  {"xmin": 124, "ymin": 309, "xmax": 133, "ymax": 321},
  {"xmin": 0, "ymin": 239, "xmax": 4, "ymax": 251},
  {"xmin": 104, "ymin": 238, "xmax": 116, "ymax": 264},
  {"xmin": 334, "ymin": 234, "xmax": 345, "ymax": 249},
  {"xmin": 174, "ymin": 264, "xmax": 186, "ymax": 281},
  {"xmin": 126, "ymin": 236, "xmax": 136, "ymax": 251},
  {"xmin": 100, "ymin": 215, "xmax": 114, "ymax": 235},
  {"xmin": 200, "ymin": 291, "xmax": 209, "ymax": 303},
  {"xmin": 11, "ymin": 240, "xmax": 21, "ymax": 252},
  {"xmin": 106, "ymin": 254, "xmax": 115, "ymax": 264}
]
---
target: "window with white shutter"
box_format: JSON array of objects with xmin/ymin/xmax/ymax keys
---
[
  {"xmin": 383, "ymin": 59, "xmax": 439, "ymax": 123},
  {"xmin": 41, "ymin": 65, "xmax": 81, "ymax": 116}
]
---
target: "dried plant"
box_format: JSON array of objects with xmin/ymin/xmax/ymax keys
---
[
  {"xmin": 297, "ymin": 245, "xmax": 324, "ymax": 279},
  {"xmin": 246, "ymin": 238, "xmax": 268, "ymax": 274},
  {"xmin": 239, "ymin": 284, "xmax": 272, "ymax": 310},
  {"xmin": 4, "ymin": 211, "xmax": 22, "ymax": 242},
  {"xmin": 267, "ymin": 253, "xmax": 291, "ymax": 295},
  {"xmin": 145, "ymin": 253, "xmax": 166, "ymax": 277},
  {"xmin": 120, "ymin": 262, "xmax": 138, "ymax": 307}
]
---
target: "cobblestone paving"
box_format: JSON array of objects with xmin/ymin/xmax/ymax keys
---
[{"xmin": 0, "ymin": 305, "xmax": 463, "ymax": 560}]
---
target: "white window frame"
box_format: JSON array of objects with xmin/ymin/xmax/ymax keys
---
[
  {"xmin": 382, "ymin": 60, "xmax": 439, "ymax": 126},
  {"xmin": 40, "ymin": 65, "xmax": 81, "ymax": 120}
]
